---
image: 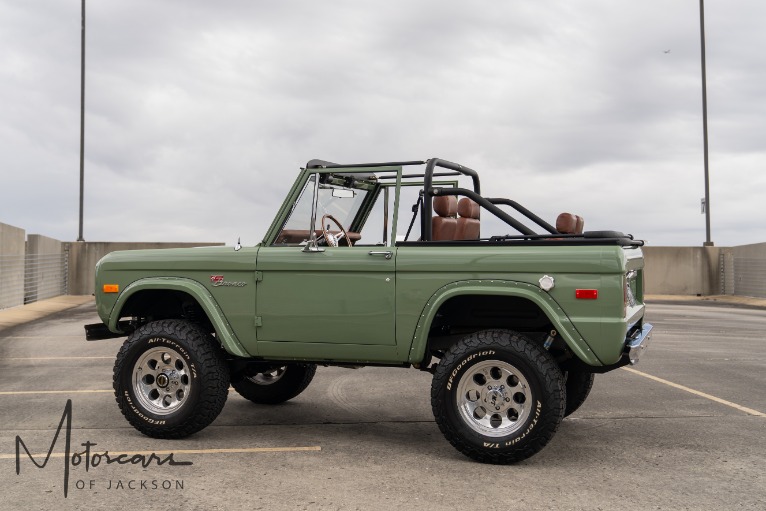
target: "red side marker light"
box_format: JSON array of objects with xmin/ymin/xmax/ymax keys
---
[{"xmin": 576, "ymin": 289, "xmax": 598, "ymax": 300}]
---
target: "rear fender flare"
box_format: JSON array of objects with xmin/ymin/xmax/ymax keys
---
[
  {"xmin": 109, "ymin": 277, "xmax": 251, "ymax": 357},
  {"xmin": 406, "ymin": 279, "xmax": 602, "ymax": 366}
]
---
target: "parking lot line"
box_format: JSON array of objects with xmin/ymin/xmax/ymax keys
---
[
  {"xmin": 0, "ymin": 356, "xmax": 113, "ymax": 361},
  {"xmin": 0, "ymin": 389, "xmax": 112, "ymax": 395},
  {"xmin": 0, "ymin": 446, "xmax": 321, "ymax": 460},
  {"xmin": 623, "ymin": 367, "xmax": 766, "ymax": 417}
]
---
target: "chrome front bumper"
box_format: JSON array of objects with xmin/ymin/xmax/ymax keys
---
[{"xmin": 626, "ymin": 323, "xmax": 653, "ymax": 365}]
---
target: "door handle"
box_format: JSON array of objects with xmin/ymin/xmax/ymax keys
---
[{"xmin": 368, "ymin": 251, "xmax": 393, "ymax": 260}]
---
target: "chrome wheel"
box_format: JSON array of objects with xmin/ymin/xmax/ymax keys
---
[
  {"xmin": 455, "ymin": 359, "xmax": 533, "ymax": 437},
  {"xmin": 248, "ymin": 367, "xmax": 287, "ymax": 385},
  {"xmin": 132, "ymin": 345, "xmax": 191, "ymax": 416}
]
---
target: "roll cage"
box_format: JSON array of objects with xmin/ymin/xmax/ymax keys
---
[{"xmin": 267, "ymin": 158, "xmax": 643, "ymax": 248}]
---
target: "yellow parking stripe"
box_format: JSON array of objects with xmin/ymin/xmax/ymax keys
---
[
  {"xmin": 623, "ymin": 367, "xmax": 766, "ymax": 417},
  {"xmin": 0, "ymin": 446, "xmax": 321, "ymax": 460}
]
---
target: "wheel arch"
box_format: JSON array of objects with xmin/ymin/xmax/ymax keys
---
[
  {"xmin": 406, "ymin": 280, "xmax": 602, "ymax": 366},
  {"xmin": 109, "ymin": 277, "xmax": 250, "ymax": 357}
]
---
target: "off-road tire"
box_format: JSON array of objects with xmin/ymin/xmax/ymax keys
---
[
  {"xmin": 564, "ymin": 370, "xmax": 595, "ymax": 417},
  {"xmin": 431, "ymin": 329, "xmax": 565, "ymax": 464},
  {"xmin": 232, "ymin": 364, "xmax": 317, "ymax": 405},
  {"xmin": 113, "ymin": 319, "xmax": 230, "ymax": 439}
]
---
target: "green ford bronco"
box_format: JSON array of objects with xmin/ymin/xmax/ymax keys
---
[{"xmin": 86, "ymin": 158, "xmax": 652, "ymax": 464}]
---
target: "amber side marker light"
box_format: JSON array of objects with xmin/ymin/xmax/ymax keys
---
[
  {"xmin": 103, "ymin": 284, "xmax": 119, "ymax": 293},
  {"xmin": 576, "ymin": 289, "xmax": 598, "ymax": 300}
]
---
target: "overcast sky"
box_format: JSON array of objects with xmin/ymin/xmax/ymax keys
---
[{"xmin": 1, "ymin": 1, "xmax": 764, "ymax": 247}]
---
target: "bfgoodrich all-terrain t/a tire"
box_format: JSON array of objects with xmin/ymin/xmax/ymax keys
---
[
  {"xmin": 431, "ymin": 330, "xmax": 565, "ymax": 464},
  {"xmin": 232, "ymin": 364, "xmax": 317, "ymax": 405},
  {"xmin": 113, "ymin": 319, "xmax": 230, "ymax": 439}
]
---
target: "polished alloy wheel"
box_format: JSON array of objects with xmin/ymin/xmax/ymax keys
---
[
  {"xmin": 455, "ymin": 359, "xmax": 532, "ymax": 437},
  {"xmin": 249, "ymin": 367, "xmax": 287, "ymax": 385},
  {"xmin": 132, "ymin": 345, "xmax": 191, "ymax": 415}
]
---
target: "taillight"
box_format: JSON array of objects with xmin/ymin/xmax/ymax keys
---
[{"xmin": 624, "ymin": 270, "xmax": 638, "ymax": 312}]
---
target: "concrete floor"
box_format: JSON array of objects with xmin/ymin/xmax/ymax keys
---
[{"xmin": 0, "ymin": 302, "xmax": 764, "ymax": 510}]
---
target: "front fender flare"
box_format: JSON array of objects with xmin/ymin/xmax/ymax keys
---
[
  {"xmin": 406, "ymin": 279, "xmax": 602, "ymax": 366},
  {"xmin": 109, "ymin": 277, "xmax": 251, "ymax": 357}
]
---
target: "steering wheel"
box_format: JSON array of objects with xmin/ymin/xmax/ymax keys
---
[{"xmin": 321, "ymin": 214, "xmax": 352, "ymax": 247}]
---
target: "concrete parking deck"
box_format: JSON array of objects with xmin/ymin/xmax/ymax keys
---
[
  {"xmin": 0, "ymin": 300, "xmax": 764, "ymax": 510},
  {"xmin": 0, "ymin": 295, "xmax": 94, "ymax": 331},
  {"xmin": 647, "ymin": 293, "xmax": 766, "ymax": 309}
]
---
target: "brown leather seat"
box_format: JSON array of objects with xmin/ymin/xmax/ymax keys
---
[
  {"xmin": 556, "ymin": 213, "xmax": 585, "ymax": 234},
  {"xmin": 432, "ymin": 195, "xmax": 457, "ymax": 241},
  {"xmin": 455, "ymin": 198, "xmax": 480, "ymax": 240}
]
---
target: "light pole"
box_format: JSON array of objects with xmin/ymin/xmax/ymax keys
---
[
  {"xmin": 77, "ymin": 0, "xmax": 85, "ymax": 242},
  {"xmin": 699, "ymin": 0, "xmax": 713, "ymax": 246}
]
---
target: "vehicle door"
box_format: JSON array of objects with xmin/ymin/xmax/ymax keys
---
[{"xmin": 255, "ymin": 168, "xmax": 399, "ymax": 359}]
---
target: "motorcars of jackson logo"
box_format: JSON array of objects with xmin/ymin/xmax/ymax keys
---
[{"xmin": 15, "ymin": 400, "xmax": 191, "ymax": 497}]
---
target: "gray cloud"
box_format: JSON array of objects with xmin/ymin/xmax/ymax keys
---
[{"xmin": 1, "ymin": 0, "xmax": 763, "ymax": 247}]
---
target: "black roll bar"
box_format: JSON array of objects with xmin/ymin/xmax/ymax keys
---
[
  {"xmin": 429, "ymin": 187, "xmax": 537, "ymax": 237},
  {"xmin": 422, "ymin": 159, "xmax": 483, "ymax": 240},
  {"xmin": 305, "ymin": 157, "xmax": 561, "ymax": 241},
  {"xmin": 487, "ymin": 198, "xmax": 558, "ymax": 234},
  {"xmin": 306, "ymin": 159, "xmax": 426, "ymax": 169}
]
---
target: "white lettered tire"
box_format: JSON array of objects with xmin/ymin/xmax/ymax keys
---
[
  {"xmin": 431, "ymin": 330, "xmax": 565, "ymax": 463},
  {"xmin": 113, "ymin": 319, "xmax": 230, "ymax": 438}
]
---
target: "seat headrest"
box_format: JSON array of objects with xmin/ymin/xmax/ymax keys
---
[
  {"xmin": 457, "ymin": 198, "xmax": 480, "ymax": 219},
  {"xmin": 556, "ymin": 213, "xmax": 578, "ymax": 234},
  {"xmin": 433, "ymin": 195, "xmax": 458, "ymax": 217}
]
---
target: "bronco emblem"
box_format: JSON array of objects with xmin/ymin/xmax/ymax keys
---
[{"xmin": 210, "ymin": 275, "xmax": 246, "ymax": 287}]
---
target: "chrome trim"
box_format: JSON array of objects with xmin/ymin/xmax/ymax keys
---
[
  {"xmin": 626, "ymin": 323, "xmax": 653, "ymax": 365},
  {"xmin": 369, "ymin": 251, "xmax": 393, "ymax": 259}
]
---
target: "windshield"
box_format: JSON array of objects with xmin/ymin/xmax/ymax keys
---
[
  {"xmin": 271, "ymin": 172, "xmax": 380, "ymax": 246},
  {"xmin": 282, "ymin": 177, "xmax": 370, "ymax": 232}
]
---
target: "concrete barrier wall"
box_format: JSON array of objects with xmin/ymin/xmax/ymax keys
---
[
  {"xmin": 643, "ymin": 246, "xmax": 722, "ymax": 296},
  {"xmin": 71, "ymin": 243, "xmax": 726, "ymax": 297},
  {"xmin": 25, "ymin": 234, "xmax": 65, "ymax": 303},
  {"xmin": 65, "ymin": 241, "xmax": 224, "ymax": 296},
  {"xmin": 3, "ymin": 216, "xmax": 765, "ymax": 299},
  {"xmin": 644, "ymin": 243, "xmax": 766, "ymax": 297},
  {"xmin": 0, "ymin": 223, "xmax": 26, "ymax": 308},
  {"xmin": 726, "ymin": 242, "xmax": 766, "ymax": 298},
  {"xmin": 728, "ymin": 242, "xmax": 766, "ymax": 259}
]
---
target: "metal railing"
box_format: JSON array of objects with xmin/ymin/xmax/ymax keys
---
[{"xmin": 0, "ymin": 251, "xmax": 68, "ymax": 310}]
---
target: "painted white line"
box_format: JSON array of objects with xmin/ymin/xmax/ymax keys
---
[
  {"xmin": 0, "ymin": 336, "xmax": 89, "ymax": 339},
  {"xmin": 0, "ymin": 356, "xmax": 113, "ymax": 361},
  {"xmin": 2, "ymin": 387, "xmax": 234, "ymax": 394},
  {"xmin": 0, "ymin": 446, "xmax": 321, "ymax": 460},
  {"xmin": 0, "ymin": 389, "xmax": 112, "ymax": 395},
  {"xmin": 622, "ymin": 367, "xmax": 766, "ymax": 417}
]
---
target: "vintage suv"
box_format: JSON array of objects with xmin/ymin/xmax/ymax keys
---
[{"xmin": 86, "ymin": 158, "xmax": 652, "ymax": 464}]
